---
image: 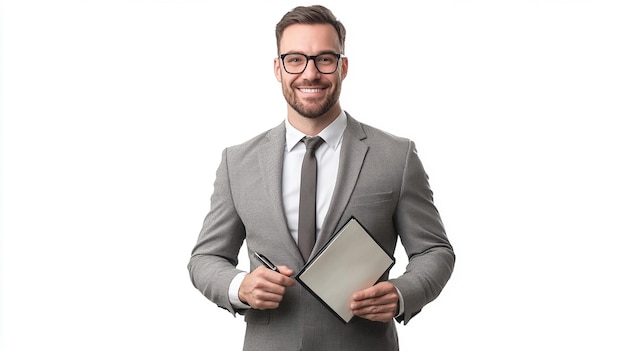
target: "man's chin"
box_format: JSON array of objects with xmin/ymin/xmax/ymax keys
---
[{"xmin": 291, "ymin": 102, "xmax": 332, "ymax": 119}]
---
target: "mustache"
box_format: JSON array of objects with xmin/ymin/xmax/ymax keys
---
[{"xmin": 294, "ymin": 79, "xmax": 329, "ymax": 87}]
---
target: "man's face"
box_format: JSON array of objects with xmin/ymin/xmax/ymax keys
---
[{"xmin": 274, "ymin": 24, "xmax": 348, "ymax": 119}]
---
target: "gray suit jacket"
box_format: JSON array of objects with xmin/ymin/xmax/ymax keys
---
[{"xmin": 188, "ymin": 113, "xmax": 455, "ymax": 351}]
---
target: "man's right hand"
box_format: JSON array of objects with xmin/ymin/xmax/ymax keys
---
[{"xmin": 238, "ymin": 265, "xmax": 295, "ymax": 309}]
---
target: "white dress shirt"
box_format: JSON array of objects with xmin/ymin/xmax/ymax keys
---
[{"xmin": 282, "ymin": 112, "xmax": 346, "ymax": 244}]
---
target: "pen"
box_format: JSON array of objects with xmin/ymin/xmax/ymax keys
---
[{"xmin": 254, "ymin": 252, "xmax": 279, "ymax": 272}]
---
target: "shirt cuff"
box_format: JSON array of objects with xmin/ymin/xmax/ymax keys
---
[
  {"xmin": 228, "ymin": 271, "xmax": 250, "ymax": 310},
  {"xmin": 395, "ymin": 286, "xmax": 405, "ymax": 318}
]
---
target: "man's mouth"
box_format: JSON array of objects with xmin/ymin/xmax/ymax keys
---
[{"xmin": 298, "ymin": 88, "xmax": 324, "ymax": 93}]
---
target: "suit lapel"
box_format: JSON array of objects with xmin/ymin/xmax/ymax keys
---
[
  {"xmin": 257, "ymin": 122, "xmax": 304, "ymax": 262},
  {"xmin": 316, "ymin": 115, "xmax": 368, "ymax": 254}
]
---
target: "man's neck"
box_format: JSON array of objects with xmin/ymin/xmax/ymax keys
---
[{"xmin": 287, "ymin": 105, "xmax": 342, "ymax": 136}]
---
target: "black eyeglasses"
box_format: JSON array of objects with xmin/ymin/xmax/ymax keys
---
[{"xmin": 279, "ymin": 53, "xmax": 343, "ymax": 74}]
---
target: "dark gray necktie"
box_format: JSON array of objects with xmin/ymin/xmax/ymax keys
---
[{"xmin": 298, "ymin": 136, "xmax": 324, "ymax": 261}]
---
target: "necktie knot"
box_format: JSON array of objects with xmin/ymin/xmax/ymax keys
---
[{"xmin": 303, "ymin": 136, "xmax": 324, "ymax": 151}]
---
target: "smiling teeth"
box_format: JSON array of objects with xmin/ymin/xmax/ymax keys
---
[{"xmin": 300, "ymin": 88, "xmax": 322, "ymax": 93}]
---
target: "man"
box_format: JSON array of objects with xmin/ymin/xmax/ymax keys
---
[{"xmin": 188, "ymin": 5, "xmax": 454, "ymax": 350}]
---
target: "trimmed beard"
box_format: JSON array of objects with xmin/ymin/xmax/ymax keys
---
[
  {"xmin": 283, "ymin": 81, "xmax": 340, "ymax": 119},
  {"xmin": 288, "ymin": 96, "xmax": 336, "ymax": 119}
]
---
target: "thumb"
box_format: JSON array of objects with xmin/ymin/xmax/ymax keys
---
[{"xmin": 276, "ymin": 265, "xmax": 295, "ymax": 277}]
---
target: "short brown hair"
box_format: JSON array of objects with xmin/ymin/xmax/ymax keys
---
[{"xmin": 275, "ymin": 5, "xmax": 346, "ymax": 55}]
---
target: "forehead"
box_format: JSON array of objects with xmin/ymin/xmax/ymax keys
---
[{"xmin": 279, "ymin": 23, "xmax": 341, "ymax": 53}]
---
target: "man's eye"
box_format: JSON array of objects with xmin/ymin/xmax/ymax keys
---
[
  {"xmin": 286, "ymin": 55, "xmax": 304, "ymax": 64},
  {"xmin": 317, "ymin": 55, "xmax": 336, "ymax": 65}
]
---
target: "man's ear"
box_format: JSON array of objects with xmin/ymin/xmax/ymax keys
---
[{"xmin": 274, "ymin": 57, "xmax": 283, "ymax": 82}]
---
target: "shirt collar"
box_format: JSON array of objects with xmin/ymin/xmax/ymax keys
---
[{"xmin": 285, "ymin": 111, "xmax": 347, "ymax": 152}]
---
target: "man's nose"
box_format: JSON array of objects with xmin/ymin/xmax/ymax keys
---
[{"xmin": 300, "ymin": 58, "xmax": 322, "ymax": 79}]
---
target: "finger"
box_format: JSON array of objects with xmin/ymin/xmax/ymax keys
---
[
  {"xmin": 352, "ymin": 300, "xmax": 397, "ymax": 314},
  {"xmin": 240, "ymin": 281, "xmax": 286, "ymax": 310},
  {"xmin": 351, "ymin": 295, "xmax": 397, "ymax": 310},
  {"xmin": 275, "ymin": 265, "xmax": 295, "ymax": 277},
  {"xmin": 240, "ymin": 271, "xmax": 287, "ymax": 306},
  {"xmin": 351, "ymin": 294, "xmax": 397, "ymax": 311},
  {"xmin": 248, "ymin": 290, "xmax": 285, "ymax": 310},
  {"xmin": 355, "ymin": 310, "xmax": 396, "ymax": 322},
  {"xmin": 351, "ymin": 301, "xmax": 398, "ymax": 322},
  {"xmin": 262, "ymin": 267, "xmax": 296, "ymax": 287},
  {"xmin": 352, "ymin": 282, "xmax": 397, "ymax": 302}
]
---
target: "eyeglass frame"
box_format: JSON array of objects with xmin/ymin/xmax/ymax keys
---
[{"xmin": 278, "ymin": 52, "xmax": 344, "ymax": 74}]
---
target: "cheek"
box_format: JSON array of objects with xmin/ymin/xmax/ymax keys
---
[{"xmin": 280, "ymin": 75, "xmax": 297, "ymax": 89}]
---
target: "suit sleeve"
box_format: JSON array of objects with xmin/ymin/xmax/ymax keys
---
[
  {"xmin": 187, "ymin": 148, "xmax": 247, "ymax": 316},
  {"xmin": 389, "ymin": 140, "xmax": 455, "ymax": 324}
]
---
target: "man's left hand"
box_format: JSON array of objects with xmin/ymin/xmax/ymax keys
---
[{"xmin": 350, "ymin": 281, "xmax": 399, "ymax": 322}]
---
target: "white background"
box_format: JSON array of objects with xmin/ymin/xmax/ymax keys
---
[{"xmin": 1, "ymin": 1, "xmax": 625, "ymax": 350}]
